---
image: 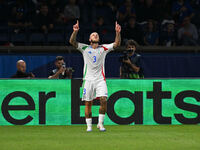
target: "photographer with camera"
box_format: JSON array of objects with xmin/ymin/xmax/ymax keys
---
[
  {"xmin": 120, "ymin": 40, "xmax": 144, "ymax": 79},
  {"xmin": 48, "ymin": 56, "xmax": 73, "ymax": 79}
]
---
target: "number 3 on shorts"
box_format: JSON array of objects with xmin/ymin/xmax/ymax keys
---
[{"xmin": 93, "ymin": 56, "xmax": 96, "ymax": 63}]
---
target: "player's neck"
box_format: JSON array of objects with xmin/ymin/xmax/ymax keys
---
[{"xmin": 90, "ymin": 43, "xmax": 99, "ymax": 49}]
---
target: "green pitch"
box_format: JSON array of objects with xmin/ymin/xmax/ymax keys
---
[{"xmin": 0, "ymin": 125, "xmax": 199, "ymax": 150}]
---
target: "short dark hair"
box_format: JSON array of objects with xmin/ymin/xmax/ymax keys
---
[
  {"xmin": 125, "ymin": 39, "xmax": 138, "ymax": 49},
  {"xmin": 56, "ymin": 56, "xmax": 64, "ymax": 62}
]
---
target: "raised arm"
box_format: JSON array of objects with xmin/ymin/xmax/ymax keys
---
[
  {"xmin": 113, "ymin": 21, "xmax": 121, "ymax": 49},
  {"xmin": 69, "ymin": 20, "xmax": 79, "ymax": 48}
]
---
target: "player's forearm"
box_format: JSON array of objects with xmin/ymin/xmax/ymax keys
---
[
  {"xmin": 69, "ymin": 31, "xmax": 78, "ymax": 48},
  {"xmin": 114, "ymin": 32, "xmax": 121, "ymax": 48}
]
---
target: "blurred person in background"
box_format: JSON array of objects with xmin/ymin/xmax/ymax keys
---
[
  {"xmin": 122, "ymin": 16, "xmax": 143, "ymax": 45},
  {"xmin": 92, "ymin": 0, "xmax": 115, "ymax": 25},
  {"xmin": 116, "ymin": 0, "xmax": 136, "ymax": 25},
  {"xmin": 8, "ymin": 0, "xmax": 32, "ymax": 33},
  {"xmin": 64, "ymin": 0, "xmax": 80, "ymax": 24},
  {"xmin": 34, "ymin": 4, "xmax": 54, "ymax": 33},
  {"xmin": 92, "ymin": 16, "xmax": 107, "ymax": 38},
  {"xmin": 48, "ymin": 56, "xmax": 73, "ymax": 79},
  {"xmin": 93, "ymin": 16, "xmax": 105, "ymax": 28},
  {"xmin": 120, "ymin": 39, "xmax": 143, "ymax": 79},
  {"xmin": 178, "ymin": 16, "xmax": 198, "ymax": 45},
  {"xmin": 172, "ymin": 0, "xmax": 194, "ymax": 24},
  {"xmin": 47, "ymin": 0, "xmax": 64, "ymax": 25},
  {"xmin": 160, "ymin": 22, "xmax": 177, "ymax": 46},
  {"xmin": 143, "ymin": 19, "xmax": 159, "ymax": 45},
  {"xmin": 11, "ymin": 60, "xmax": 35, "ymax": 78}
]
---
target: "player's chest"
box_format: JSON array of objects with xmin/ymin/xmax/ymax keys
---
[{"xmin": 85, "ymin": 49, "xmax": 104, "ymax": 63}]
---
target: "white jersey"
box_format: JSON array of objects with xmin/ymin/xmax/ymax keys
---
[{"xmin": 77, "ymin": 43, "xmax": 114, "ymax": 81}]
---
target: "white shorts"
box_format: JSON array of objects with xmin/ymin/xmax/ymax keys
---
[{"xmin": 82, "ymin": 79, "xmax": 108, "ymax": 101}]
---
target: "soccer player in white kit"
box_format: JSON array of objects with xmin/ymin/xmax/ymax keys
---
[{"xmin": 69, "ymin": 20, "xmax": 121, "ymax": 131}]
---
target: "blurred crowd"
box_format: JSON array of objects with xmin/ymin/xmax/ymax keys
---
[{"xmin": 0, "ymin": 0, "xmax": 200, "ymax": 46}]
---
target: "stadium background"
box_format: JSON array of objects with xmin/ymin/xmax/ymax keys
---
[
  {"xmin": 0, "ymin": 0, "xmax": 200, "ymax": 78},
  {"xmin": 0, "ymin": 0, "xmax": 200, "ymax": 150}
]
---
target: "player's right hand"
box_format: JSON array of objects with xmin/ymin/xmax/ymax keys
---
[{"xmin": 73, "ymin": 20, "xmax": 79, "ymax": 32}]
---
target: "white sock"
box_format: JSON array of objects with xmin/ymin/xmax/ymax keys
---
[
  {"xmin": 86, "ymin": 118, "xmax": 92, "ymax": 128},
  {"xmin": 98, "ymin": 114, "xmax": 105, "ymax": 125}
]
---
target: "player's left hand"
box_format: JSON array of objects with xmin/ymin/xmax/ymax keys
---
[{"xmin": 115, "ymin": 21, "xmax": 121, "ymax": 33}]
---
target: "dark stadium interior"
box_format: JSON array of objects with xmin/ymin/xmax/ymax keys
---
[
  {"xmin": 0, "ymin": 0, "xmax": 200, "ymax": 78},
  {"xmin": 1, "ymin": 0, "xmax": 199, "ymax": 46}
]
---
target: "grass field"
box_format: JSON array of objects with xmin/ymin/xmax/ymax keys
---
[{"xmin": 0, "ymin": 125, "xmax": 199, "ymax": 150}]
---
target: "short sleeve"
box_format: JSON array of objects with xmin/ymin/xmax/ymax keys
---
[
  {"xmin": 102, "ymin": 43, "xmax": 114, "ymax": 53},
  {"xmin": 77, "ymin": 42, "xmax": 89, "ymax": 53}
]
